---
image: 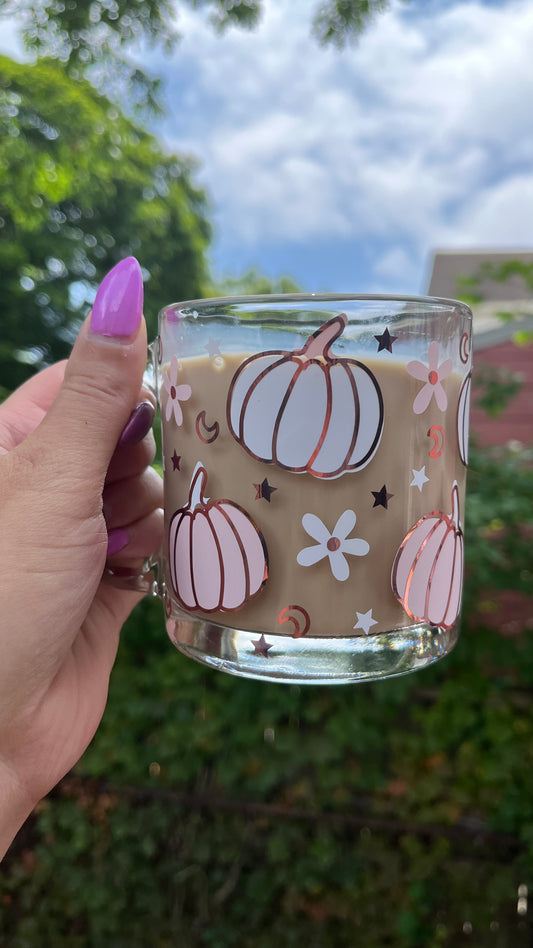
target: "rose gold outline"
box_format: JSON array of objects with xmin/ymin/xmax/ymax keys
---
[
  {"xmin": 195, "ymin": 410, "xmax": 220, "ymax": 444},
  {"xmin": 226, "ymin": 315, "xmax": 384, "ymax": 478},
  {"xmin": 456, "ymin": 372, "xmax": 471, "ymax": 467},
  {"xmin": 459, "ymin": 332, "xmax": 470, "ymax": 364},
  {"xmin": 442, "ymin": 524, "xmax": 463, "ymax": 627},
  {"xmin": 308, "ymin": 360, "xmax": 362, "ymax": 479},
  {"xmin": 235, "ymin": 354, "xmax": 289, "ymax": 454},
  {"xmin": 427, "ymin": 424, "xmax": 445, "ymax": 459},
  {"xmin": 391, "ymin": 485, "xmax": 464, "ymax": 630},
  {"xmin": 216, "ymin": 504, "xmax": 251, "ymax": 605},
  {"xmin": 401, "ymin": 518, "xmax": 443, "ymax": 619},
  {"xmin": 272, "ymin": 358, "xmax": 310, "ymax": 471},
  {"xmin": 167, "ymin": 465, "xmax": 269, "ymax": 615},
  {"xmin": 424, "ymin": 521, "xmax": 454, "ymax": 625},
  {"xmin": 443, "ymin": 531, "xmax": 464, "ymax": 627},
  {"xmin": 278, "ymin": 604, "xmax": 311, "ymax": 639}
]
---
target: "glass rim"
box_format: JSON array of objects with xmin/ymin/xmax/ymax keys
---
[{"xmin": 161, "ymin": 292, "xmax": 473, "ymax": 316}]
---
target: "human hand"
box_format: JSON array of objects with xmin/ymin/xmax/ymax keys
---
[{"xmin": 0, "ymin": 258, "xmax": 163, "ymax": 857}]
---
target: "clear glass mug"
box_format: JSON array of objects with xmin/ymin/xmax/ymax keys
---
[{"xmin": 106, "ymin": 294, "xmax": 472, "ymax": 685}]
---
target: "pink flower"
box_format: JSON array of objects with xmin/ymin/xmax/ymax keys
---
[
  {"xmin": 406, "ymin": 341, "xmax": 452, "ymax": 414},
  {"xmin": 162, "ymin": 355, "xmax": 191, "ymax": 426}
]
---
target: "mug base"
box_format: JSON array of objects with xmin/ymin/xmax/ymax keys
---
[{"xmin": 166, "ymin": 617, "xmax": 459, "ymax": 685}]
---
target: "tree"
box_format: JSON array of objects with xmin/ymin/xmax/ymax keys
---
[
  {"xmin": 0, "ymin": 1, "xmax": 396, "ymax": 112},
  {"xmin": 0, "ymin": 54, "xmax": 211, "ymax": 395},
  {"xmin": 207, "ymin": 266, "xmax": 301, "ymax": 298}
]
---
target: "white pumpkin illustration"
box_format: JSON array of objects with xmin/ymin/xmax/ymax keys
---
[
  {"xmin": 226, "ymin": 314, "xmax": 384, "ymax": 479},
  {"xmin": 457, "ymin": 372, "xmax": 471, "ymax": 466}
]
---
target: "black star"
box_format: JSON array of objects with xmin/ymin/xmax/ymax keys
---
[
  {"xmin": 374, "ymin": 327, "xmax": 398, "ymax": 353},
  {"xmin": 371, "ymin": 485, "xmax": 393, "ymax": 509},
  {"xmin": 254, "ymin": 477, "xmax": 277, "ymax": 502},
  {"xmin": 251, "ymin": 634, "xmax": 273, "ymax": 658},
  {"xmin": 171, "ymin": 450, "xmax": 181, "ymax": 471}
]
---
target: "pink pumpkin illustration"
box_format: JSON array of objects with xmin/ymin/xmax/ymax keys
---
[
  {"xmin": 168, "ymin": 462, "xmax": 268, "ymax": 613},
  {"xmin": 391, "ymin": 484, "xmax": 464, "ymax": 630},
  {"xmin": 226, "ymin": 314, "xmax": 384, "ymax": 479}
]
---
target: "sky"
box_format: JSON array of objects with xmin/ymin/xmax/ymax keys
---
[{"xmin": 2, "ymin": 0, "xmax": 533, "ymax": 295}]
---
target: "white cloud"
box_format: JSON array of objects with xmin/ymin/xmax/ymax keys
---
[
  {"xmin": 438, "ymin": 174, "xmax": 533, "ymax": 246},
  {"xmin": 374, "ymin": 246, "xmax": 417, "ymax": 282},
  {"xmin": 1, "ymin": 0, "xmax": 531, "ymax": 290},
  {"xmin": 158, "ymin": 0, "xmax": 533, "ymax": 278}
]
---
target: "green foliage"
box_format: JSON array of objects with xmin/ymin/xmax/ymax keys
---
[
  {"xmin": 207, "ymin": 266, "xmax": 301, "ymax": 298},
  {"xmin": 463, "ymin": 440, "xmax": 533, "ymax": 610},
  {"xmin": 473, "ymin": 364, "xmax": 524, "ymax": 418},
  {"xmin": 0, "ymin": 0, "xmax": 407, "ymax": 113},
  {"xmin": 0, "ymin": 54, "xmax": 210, "ymax": 391},
  {"xmin": 2, "ymin": 431, "xmax": 533, "ymax": 943},
  {"xmin": 312, "ymin": 0, "xmax": 391, "ymax": 47}
]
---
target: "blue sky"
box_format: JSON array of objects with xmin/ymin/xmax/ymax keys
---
[
  {"xmin": 149, "ymin": 0, "xmax": 533, "ymax": 294},
  {"xmin": 2, "ymin": 0, "xmax": 533, "ymax": 295}
]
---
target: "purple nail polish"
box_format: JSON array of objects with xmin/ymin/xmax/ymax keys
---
[
  {"xmin": 107, "ymin": 527, "xmax": 129, "ymax": 557},
  {"xmin": 91, "ymin": 257, "xmax": 143, "ymax": 337},
  {"xmin": 119, "ymin": 401, "xmax": 155, "ymax": 446}
]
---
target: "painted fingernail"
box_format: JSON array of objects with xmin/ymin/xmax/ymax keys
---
[
  {"xmin": 107, "ymin": 527, "xmax": 129, "ymax": 557},
  {"xmin": 119, "ymin": 401, "xmax": 155, "ymax": 446},
  {"xmin": 91, "ymin": 257, "xmax": 143, "ymax": 338}
]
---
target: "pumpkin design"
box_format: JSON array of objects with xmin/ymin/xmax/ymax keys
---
[
  {"xmin": 168, "ymin": 462, "xmax": 268, "ymax": 613},
  {"xmin": 457, "ymin": 372, "xmax": 471, "ymax": 466},
  {"xmin": 391, "ymin": 483, "xmax": 464, "ymax": 630},
  {"xmin": 227, "ymin": 314, "xmax": 384, "ymax": 479}
]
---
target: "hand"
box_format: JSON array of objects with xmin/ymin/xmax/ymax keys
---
[{"xmin": 0, "ymin": 258, "xmax": 163, "ymax": 858}]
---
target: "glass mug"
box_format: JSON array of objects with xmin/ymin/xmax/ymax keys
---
[{"xmin": 107, "ymin": 295, "xmax": 472, "ymax": 685}]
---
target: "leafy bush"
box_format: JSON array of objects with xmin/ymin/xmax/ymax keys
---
[{"xmin": 2, "ymin": 431, "xmax": 533, "ymax": 945}]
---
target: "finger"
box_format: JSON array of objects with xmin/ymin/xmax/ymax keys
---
[
  {"xmin": 103, "ymin": 466, "xmax": 163, "ymax": 530},
  {"xmin": 105, "ymin": 507, "xmax": 164, "ymax": 561},
  {"xmin": 105, "ymin": 430, "xmax": 157, "ymax": 485},
  {"xmin": 0, "ymin": 362, "xmax": 67, "ymax": 455},
  {"xmin": 29, "ymin": 258, "xmax": 146, "ymax": 487}
]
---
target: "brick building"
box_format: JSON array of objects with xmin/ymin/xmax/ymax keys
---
[{"xmin": 427, "ymin": 250, "xmax": 533, "ymax": 447}]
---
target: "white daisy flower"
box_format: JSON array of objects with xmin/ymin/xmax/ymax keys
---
[{"xmin": 297, "ymin": 510, "xmax": 369, "ymax": 582}]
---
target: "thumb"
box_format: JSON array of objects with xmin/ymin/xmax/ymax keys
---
[{"xmin": 34, "ymin": 257, "xmax": 148, "ymax": 483}]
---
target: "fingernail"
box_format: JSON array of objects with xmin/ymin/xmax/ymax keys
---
[
  {"xmin": 107, "ymin": 527, "xmax": 129, "ymax": 557},
  {"xmin": 119, "ymin": 401, "xmax": 155, "ymax": 446},
  {"xmin": 91, "ymin": 257, "xmax": 143, "ymax": 337}
]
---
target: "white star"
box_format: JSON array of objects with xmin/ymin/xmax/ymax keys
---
[
  {"xmin": 353, "ymin": 609, "xmax": 378, "ymax": 635},
  {"xmin": 204, "ymin": 336, "xmax": 221, "ymax": 359},
  {"xmin": 410, "ymin": 466, "xmax": 430, "ymax": 492}
]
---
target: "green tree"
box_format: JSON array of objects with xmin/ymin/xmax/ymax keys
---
[
  {"xmin": 207, "ymin": 266, "xmax": 301, "ymax": 298},
  {"xmin": 0, "ymin": 54, "xmax": 210, "ymax": 394},
  {"xmin": 0, "ymin": 1, "xmax": 398, "ymax": 112}
]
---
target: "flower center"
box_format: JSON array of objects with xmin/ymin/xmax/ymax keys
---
[
  {"xmin": 170, "ymin": 385, "xmax": 177, "ymax": 399},
  {"xmin": 428, "ymin": 370, "xmax": 438, "ymax": 385},
  {"xmin": 327, "ymin": 537, "xmax": 341, "ymax": 552}
]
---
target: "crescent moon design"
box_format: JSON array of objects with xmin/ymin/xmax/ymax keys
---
[
  {"xmin": 195, "ymin": 410, "xmax": 220, "ymax": 444},
  {"xmin": 278, "ymin": 604, "xmax": 311, "ymax": 638},
  {"xmin": 459, "ymin": 332, "xmax": 470, "ymax": 364},
  {"xmin": 427, "ymin": 424, "xmax": 445, "ymax": 458}
]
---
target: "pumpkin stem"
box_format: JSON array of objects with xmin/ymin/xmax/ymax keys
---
[
  {"xmin": 302, "ymin": 313, "xmax": 347, "ymax": 360},
  {"xmin": 189, "ymin": 462, "xmax": 208, "ymax": 510},
  {"xmin": 450, "ymin": 482, "xmax": 460, "ymax": 528}
]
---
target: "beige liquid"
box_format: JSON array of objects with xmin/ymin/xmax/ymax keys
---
[{"xmin": 161, "ymin": 353, "xmax": 466, "ymax": 638}]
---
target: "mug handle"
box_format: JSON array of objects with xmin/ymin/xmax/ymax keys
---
[{"xmin": 102, "ymin": 342, "xmax": 163, "ymax": 599}]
